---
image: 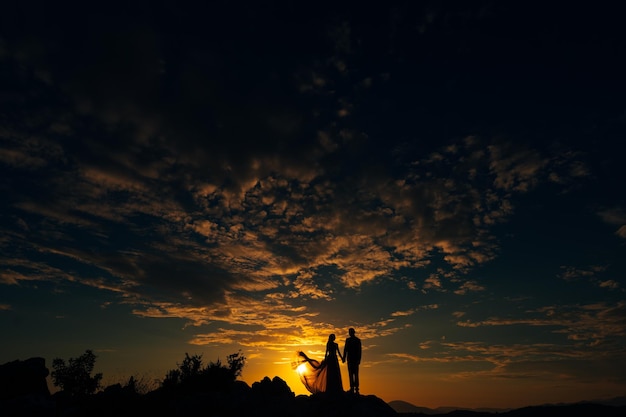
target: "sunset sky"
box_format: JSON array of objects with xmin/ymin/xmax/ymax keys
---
[{"xmin": 1, "ymin": 1, "xmax": 625, "ymax": 410}]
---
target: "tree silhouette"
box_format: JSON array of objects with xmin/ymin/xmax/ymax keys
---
[
  {"xmin": 162, "ymin": 350, "xmax": 246, "ymax": 392},
  {"xmin": 51, "ymin": 349, "xmax": 103, "ymax": 397},
  {"xmin": 226, "ymin": 350, "xmax": 246, "ymax": 379}
]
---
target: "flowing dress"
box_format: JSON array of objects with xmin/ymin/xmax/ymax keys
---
[{"xmin": 294, "ymin": 341, "xmax": 344, "ymax": 394}]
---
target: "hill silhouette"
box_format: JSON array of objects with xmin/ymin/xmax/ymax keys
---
[
  {"xmin": 389, "ymin": 400, "xmax": 508, "ymax": 414},
  {"xmin": 0, "ymin": 356, "xmax": 397, "ymax": 416},
  {"xmin": 391, "ymin": 400, "xmax": 626, "ymax": 417},
  {"xmin": 2, "ymin": 356, "xmax": 625, "ymax": 417},
  {"xmin": 394, "ymin": 403, "xmax": 626, "ymax": 417}
]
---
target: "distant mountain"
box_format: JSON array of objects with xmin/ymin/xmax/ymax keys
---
[
  {"xmin": 576, "ymin": 396, "xmax": 626, "ymax": 407},
  {"xmin": 438, "ymin": 406, "xmax": 508, "ymax": 414},
  {"xmin": 388, "ymin": 400, "xmax": 437, "ymax": 414},
  {"xmin": 389, "ymin": 396, "xmax": 626, "ymax": 415},
  {"xmin": 389, "ymin": 400, "xmax": 510, "ymax": 414}
]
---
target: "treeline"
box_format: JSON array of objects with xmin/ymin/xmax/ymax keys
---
[{"xmin": 50, "ymin": 349, "xmax": 246, "ymax": 397}]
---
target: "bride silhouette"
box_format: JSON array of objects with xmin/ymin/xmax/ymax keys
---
[{"xmin": 294, "ymin": 334, "xmax": 344, "ymax": 394}]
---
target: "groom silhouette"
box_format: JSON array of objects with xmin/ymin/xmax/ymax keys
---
[{"xmin": 342, "ymin": 327, "xmax": 362, "ymax": 394}]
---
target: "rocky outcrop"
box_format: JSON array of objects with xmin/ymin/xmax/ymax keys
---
[
  {"xmin": 251, "ymin": 375, "xmax": 296, "ymax": 399},
  {"xmin": 292, "ymin": 393, "xmax": 398, "ymax": 417},
  {"xmin": 123, "ymin": 376, "xmax": 397, "ymax": 417},
  {"xmin": 0, "ymin": 357, "xmax": 50, "ymax": 400},
  {"xmin": 0, "ymin": 357, "xmax": 54, "ymax": 416},
  {"xmin": 0, "ymin": 365, "xmax": 397, "ymax": 417}
]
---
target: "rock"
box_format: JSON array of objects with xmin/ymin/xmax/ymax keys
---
[
  {"xmin": 0, "ymin": 364, "xmax": 398, "ymax": 417},
  {"xmin": 0, "ymin": 357, "xmax": 50, "ymax": 400},
  {"xmin": 251, "ymin": 376, "xmax": 296, "ymax": 400},
  {"xmin": 0, "ymin": 357, "xmax": 54, "ymax": 416},
  {"xmin": 292, "ymin": 392, "xmax": 399, "ymax": 417}
]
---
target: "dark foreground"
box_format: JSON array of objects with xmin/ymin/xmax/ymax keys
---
[
  {"xmin": 3, "ymin": 384, "xmax": 395, "ymax": 417},
  {"xmin": 5, "ymin": 386, "xmax": 626, "ymax": 417},
  {"xmin": 1, "ymin": 357, "xmax": 624, "ymax": 416}
]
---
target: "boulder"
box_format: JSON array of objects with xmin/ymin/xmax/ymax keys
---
[
  {"xmin": 0, "ymin": 357, "xmax": 50, "ymax": 400},
  {"xmin": 0, "ymin": 357, "xmax": 54, "ymax": 416},
  {"xmin": 293, "ymin": 392, "xmax": 398, "ymax": 417},
  {"xmin": 251, "ymin": 376, "xmax": 295, "ymax": 400}
]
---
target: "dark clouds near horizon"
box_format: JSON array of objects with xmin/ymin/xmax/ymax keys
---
[{"xmin": 1, "ymin": 0, "xmax": 625, "ymax": 335}]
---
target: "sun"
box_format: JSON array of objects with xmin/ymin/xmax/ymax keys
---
[{"xmin": 296, "ymin": 363, "xmax": 308, "ymax": 376}]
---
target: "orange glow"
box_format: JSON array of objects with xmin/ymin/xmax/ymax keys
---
[
  {"xmin": 240, "ymin": 349, "xmax": 626, "ymax": 410},
  {"xmin": 296, "ymin": 363, "xmax": 308, "ymax": 376}
]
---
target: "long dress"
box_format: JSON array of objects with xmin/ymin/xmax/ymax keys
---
[{"xmin": 294, "ymin": 342, "xmax": 344, "ymax": 394}]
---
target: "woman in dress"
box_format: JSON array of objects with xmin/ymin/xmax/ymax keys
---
[{"xmin": 294, "ymin": 334, "xmax": 344, "ymax": 394}]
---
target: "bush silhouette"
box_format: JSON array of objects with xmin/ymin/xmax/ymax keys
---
[
  {"xmin": 51, "ymin": 349, "xmax": 103, "ymax": 397},
  {"xmin": 162, "ymin": 350, "xmax": 246, "ymax": 392}
]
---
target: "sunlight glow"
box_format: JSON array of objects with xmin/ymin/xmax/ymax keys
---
[{"xmin": 296, "ymin": 363, "xmax": 307, "ymax": 376}]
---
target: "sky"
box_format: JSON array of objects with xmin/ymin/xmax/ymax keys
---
[{"xmin": 1, "ymin": 0, "xmax": 625, "ymax": 410}]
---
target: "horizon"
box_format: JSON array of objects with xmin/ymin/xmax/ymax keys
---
[
  {"xmin": 14, "ymin": 351, "xmax": 624, "ymax": 410},
  {"xmin": 2, "ymin": 0, "xmax": 626, "ymax": 410}
]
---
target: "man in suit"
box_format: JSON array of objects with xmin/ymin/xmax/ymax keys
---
[{"xmin": 342, "ymin": 327, "xmax": 362, "ymax": 394}]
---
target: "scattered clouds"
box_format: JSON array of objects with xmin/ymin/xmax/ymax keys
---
[
  {"xmin": 488, "ymin": 143, "xmax": 548, "ymax": 193},
  {"xmin": 391, "ymin": 304, "xmax": 438, "ymax": 317},
  {"xmin": 559, "ymin": 265, "xmax": 607, "ymax": 281},
  {"xmin": 456, "ymin": 301, "xmax": 626, "ymax": 346},
  {"xmin": 2, "ymin": 91, "xmax": 569, "ymax": 336}
]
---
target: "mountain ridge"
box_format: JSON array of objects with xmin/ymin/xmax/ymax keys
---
[{"xmin": 389, "ymin": 395, "xmax": 626, "ymax": 414}]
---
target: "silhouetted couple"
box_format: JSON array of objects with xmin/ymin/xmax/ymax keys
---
[{"xmin": 295, "ymin": 328, "xmax": 362, "ymax": 395}]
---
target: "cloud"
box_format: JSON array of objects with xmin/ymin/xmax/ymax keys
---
[
  {"xmin": 391, "ymin": 304, "xmax": 438, "ymax": 317},
  {"xmin": 386, "ymin": 353, "xmax": 421, "ymax": 362},
  {"xmin": 0, "ymin": 127, "xmax": 575, "ymax": 346},
  {"xmin": 488, "ymin": 142, "xmax": 548, "ymax": 193},
  {"xmin": 598, "ymin": 207, "xmax": 626, "ymax": 238},
  {"xmin": 558, "ymin": 265, "xmax": 607, "ymax": 281},
  {"xmin": 456, "ymin": 302, "xmax": 626, "ymax": 347},
  {"xmin": 453, "ymin": 280, "xmax": 486, "ymax": 295},
  {"xmin": 599, "ymin": 280, "xmax": 620, "ymax": 290}
]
